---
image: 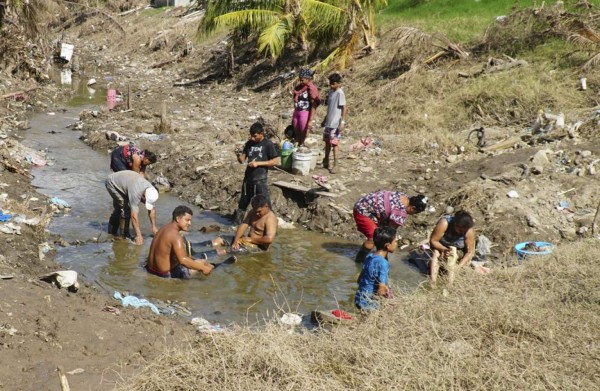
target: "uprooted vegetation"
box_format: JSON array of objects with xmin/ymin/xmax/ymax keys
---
[{"xmin": 118, "ymin": 241, "xmax": 600, "ymax": 390}]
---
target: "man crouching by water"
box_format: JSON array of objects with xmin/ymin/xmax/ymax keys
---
[
  {"xmin": 146, "ymin": 205, "xmax": 214, "ymax": 279},
  {"xmin": 193, "ymin": 195, "xmax": 278, "ymax": 258}
]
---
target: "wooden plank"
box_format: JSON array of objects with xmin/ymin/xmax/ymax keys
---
[
  {"xmin": 273, "ymin": 181, "xmax": 340, "ymax": 198},
  {"xmin": 479, "ymin": 135, "xmax": 523, "ymax": 153}
]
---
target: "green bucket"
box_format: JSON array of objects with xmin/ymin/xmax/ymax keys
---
[{"xmin": 281, "ymin": 149, "xmax": 293, "ymax": 169}]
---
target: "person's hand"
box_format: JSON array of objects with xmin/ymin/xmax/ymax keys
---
[
  {"xmin": 152, "ymin": 226, "xmax": 159, "ymax": 235},
  {"xmin": 231, "ymin": 240, "xmax": 241, "ymax": 250},
  {"xmin": 248, "ymin": 161, "xmax": 258, "ymax": 168},
  {"xmin": 338, "ymin": 122, "xmax": 345, "ymax": 131},
  {"xmin": 135, "ymin": 235, "xmax": 143, "ymax": 246}
]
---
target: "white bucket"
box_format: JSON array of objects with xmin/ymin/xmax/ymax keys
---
[
  {"xmin": 292, "ymin": 152, "xmax": 312, "ymax": 176},
  {"xmin": 60, "ymin": 43, "xmax": 74, "ymax": 62},
  {"xmin": 310, "ymin": 149, "xmax": 320, "ymax": 170}
]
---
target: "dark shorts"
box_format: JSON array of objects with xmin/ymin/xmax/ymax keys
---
[{"xmin": 146, "ymin": 264, "xmax": 191, "ymax": 279}]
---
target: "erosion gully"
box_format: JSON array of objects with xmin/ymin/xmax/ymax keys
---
[{"xmin": 23, "ymin": 75, "xmax": 424, "ymax": 327}]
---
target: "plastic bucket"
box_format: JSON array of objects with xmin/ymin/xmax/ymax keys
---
[
  {"xmin": 60, "ymin": 43, "xmax": 74, "ymax": 62},
  {"xmin": 310, "ymin": 149, "xmax": 320, "ymax": 170},
  {"xmin": 292, "ymin": 152, "xmax": 312, "ymax": 176},
  {"xmin": 514, "ymin": 241, "xmax": 554, "ymax": 261},
  {"xmin": 280, "ymin": 149, "xmax": 293, "ymax": 169}
]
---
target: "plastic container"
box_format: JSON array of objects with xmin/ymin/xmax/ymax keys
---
[
  {"xmin": 60, "ymin": 43, "xmax": 74, "ymax": 62},
  {"xmin": 309, "ymin": 149, "xmax": 320, "ymax": 170},
  {"xmin": 280, "ymin": 148, "xmax": 294, "ymax": 169},
  {"xmin": 292, "ymin": 152, "xmax": 312, "ymax": 176},
  {"xmin": 514, "ymin": 241, "xmax": 554, "ymax": 261}
]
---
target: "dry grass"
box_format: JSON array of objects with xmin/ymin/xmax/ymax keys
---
[{"xmin": 118, "ymin": 240, "xmax": 600, "ymax": 391}]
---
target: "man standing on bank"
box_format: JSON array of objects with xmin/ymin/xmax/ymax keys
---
[
  {"xmin": 105, "ymin": 170, "xmax": 159, "ymax": 245},
  {"xmin": 233, "ymin": 122, "xmax": 279, "ymax": 225}
]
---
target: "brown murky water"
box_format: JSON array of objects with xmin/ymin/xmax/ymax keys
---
[{"xmin": 23, "ymin": 98, "xmax": 425, "ymax": 326}]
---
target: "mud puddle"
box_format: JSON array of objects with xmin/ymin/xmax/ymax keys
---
[{"xmin": 22, "ymin": 102, "xmax": 424, "ymax": 326}]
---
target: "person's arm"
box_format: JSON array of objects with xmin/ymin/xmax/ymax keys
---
[
  {"xmin": 147, "ymin": 208, "xmax": 158, "ymax": 235},
  {"xmin": 376, "ymin": 282, "xmax": 389, "ymax": 297},
  {"xmin": 130, "ymin": 210, "xmax": 143, "ymax": 245},
  {"xmin": 247, "ymin": 156, "xmax": 280, "ymax": 168},
  {"xmin": 174, "ymin": 237, "xmax": 214, "ymax": 275},
  {"xmin": 338, "ymin": 105, "xmax": 347, "ymax": 131},
  {"xmin": 231, "ymin": 216, "xmax": 250, "ymax": 250},
  {"xmin": 429, "ymin": 218, "xmax": 450, "ymax": 255},
  {"xmin": 246, "ymin": 213, "xmax": 277, "ymax": 247},
  {"xmin": 308, "ymin": 105, "xmax": 316, "ymax": 132},
  {"xmin": 237, "ymin": 152, "xmax": 247, "ymax": 164},
  {"xmin": 458, "ymin": 228, "xmax": 476, "ymax": 267},
  {"xmin": 131, "ymin": 154, "xmax": 143, "ymax": 175}
]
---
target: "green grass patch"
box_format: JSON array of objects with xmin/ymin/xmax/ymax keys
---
[{"xmin": 377, "ymin": 0, "xmax": 560, "ymax": 42}]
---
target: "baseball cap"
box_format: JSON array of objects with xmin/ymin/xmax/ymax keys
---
[{"xmin": 144, "ymin": 187, "xmax": 159, "ymax": 210}]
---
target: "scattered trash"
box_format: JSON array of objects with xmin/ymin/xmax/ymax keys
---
[
  {"xmin": 50, "ymin": 197, "xmax": 70, "ymax": 209},
  {"xmin": 87, "ymin": 78, "xmax": 96, "ymax": 86},
  {"xmin": 105, "ymin": 131, "xmax": 128, "ymax": 142},
  {"xmin": 137, "ymin": 133, "xmax": 167, "ymax": 142},
  {"xmin": 60, "ymin": 43, "xmax": 75, "ymax": 62},
  {"xmin": 0, "ymin": 274, "xmax": 14, "ymax": 280},
  {"xmin": 0, "ymin": 324, "xmax": 18, "ymax": 336},
  {"xmin": 556, "ymin": 201, "xmax": 573, "ymax": 212},
  {"xmin": 506, "ymin": 190, "xmax": 519, "ymax": 198},
  {"xmin": 580, "ymin": 77, "xmax": 587, "ymax": 91},
  {"xmin": 0, "ymin": 211, "xmax": 12, "ymax": 222},
  {"xmin": 113, "ymin": 291, "xmax": 160, "ymax": 315},
  {"xmin": 13, "ymin": 215, "xmax": 40, "ymax": 226},
  {"xmin": 38, "ymin": 242, "xmax": 52, "ymax": 261},
  {"xmin": 151, "ymin": 175, "xmax": 171, "ymax": 192},
  {"xmin": 60, "ymin": 69, "xmax": 72, "ymax": 85},
  {"xmin": 40, "ymin": 270, "xmax": 79, "ymax": 292},
  {"xmin": 102, "ymin": 306, "xmax": 121, "ymax": 315},
  {"xmin": 277, "ymin": 217, "xmax": 295, "ymax": 229},
  {"xmin": 66, "ymin": 368, "xmax": 85, "ymax": 375},
  {"xmin": 279, "ymin": 313, "xmax": 302, "ymax": 326},
  {"xmin": 0, "ymin": 223, "xmax": 21, "ymax": 235}
]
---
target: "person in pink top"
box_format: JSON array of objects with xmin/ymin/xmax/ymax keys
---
[
  {"xmin": 292, "ymin": 68, "xmax": 321, "ymax": 146},
  {"xmin": 353, "ymin": 190, "xmax": 428, "ymax": 262}
]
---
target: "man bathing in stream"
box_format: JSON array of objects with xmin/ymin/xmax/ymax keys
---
[
  {"xmin": 146, "ymin": 205, "xmax": 214, "ymax": 279},
  {"xmin": 193, "ymin": 195, "xmax": 278, "ymax": 258}
]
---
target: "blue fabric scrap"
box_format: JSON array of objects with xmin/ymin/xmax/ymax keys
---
[{"xmin": 113, "ymin": 291, "xmax": 160, "ymax": 315}]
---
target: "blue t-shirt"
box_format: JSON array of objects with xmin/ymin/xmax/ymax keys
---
[{"xmin": 354, "ymin": 253, "xmax": 389, "ymax": 310}]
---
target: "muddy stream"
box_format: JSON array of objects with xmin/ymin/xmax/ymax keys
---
[{"xmin": 23, "ymin": 85, "xmax": 424, "ymax": 326}]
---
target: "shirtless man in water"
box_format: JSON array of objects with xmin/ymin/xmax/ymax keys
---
[
  {"xmin": 193, "ymin": 194, "xmax": 278, "ymax": 258},
  {"xmin": 146, "ymin": 205, "xmax": 214, "ymax": 279}
]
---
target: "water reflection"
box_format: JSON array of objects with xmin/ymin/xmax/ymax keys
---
[{"xmin": 25, "ymin": 108, "xmax": 425, "ymax": 325}]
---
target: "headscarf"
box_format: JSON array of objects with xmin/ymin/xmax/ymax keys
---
[
  {"xmin": 299, "ymin": 68, "xmax": 314, "ymax": 79},
  {"xmin": 293, "ymin": 68, "xmax": 321, "ymax": 107}
]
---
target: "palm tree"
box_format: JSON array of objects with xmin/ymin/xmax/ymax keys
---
[{"xmin": 198, "ymin": 0, "xmax": 386, "ymax": 69}]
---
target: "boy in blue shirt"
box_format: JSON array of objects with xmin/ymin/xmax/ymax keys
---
[{"xmin": 354, "ymin": 226, "xmax": 398, "ymax": 311}]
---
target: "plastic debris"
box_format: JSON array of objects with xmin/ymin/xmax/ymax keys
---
[
  {"xmin": 50, "ymin": 197, "xmax": 70, "ymax": 209},
  {"xmin": 279, "ymin": 313, "xmax": 302, "ymax": 326},
  {"xmin": 507, "ymin": 190, "xmax": 519, "ymax": 198},
  {"xmin": 113, "ymin": 291, "xmax": 160, "ymax": 315},
  {"xmin": 0, "ymin": 223, "xmax": 21, "ymax": 235},
  {"xmin": 0, "ymin": 211, "xmax": 12, "ymax": 222},
  {"xmin": 40, "ymin": 270, "xmax": 79, "ymax": 292},
  {"xmin": 13, "ymin": 214, "xmax": 40, "ymax": 226}
]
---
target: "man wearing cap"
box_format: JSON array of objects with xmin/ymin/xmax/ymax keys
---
[{"xmin": 105, "ymin": 170, "xmax": 159, "ymax": 245}]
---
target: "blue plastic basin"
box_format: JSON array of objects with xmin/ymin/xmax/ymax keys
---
[{"xmin": 514, "ymin": 241, "xmax": 554, "ymax": 260}]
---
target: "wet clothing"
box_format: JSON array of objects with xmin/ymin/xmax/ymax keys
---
[
  {"xmin": 110, "ymin": 143, "xmax": 144, "ymax": 172},
  {"xmin": 355, "ymin": 253, "xmax": 389, "ymax": 310},
  {"xmin": 323, "ymin": 88, "xmax": 346, "ymax": 129},
  {"xmin": 353, "ymin": 191, "xmax": 408, "ymax": 238},
  {"xmin": 192, "ymin": 236, "xmax": 263, "ymax": 258},
  {"xmin": 145, "ymin": 263, "xmax": 192, "ymax": 279},
  {"xmin": 105, "ymin": 170, "xmax": 153, "ymax": 217},
  {"xmin": 238, "ymin": 138, "xmax": 277, "ymax": 211}
]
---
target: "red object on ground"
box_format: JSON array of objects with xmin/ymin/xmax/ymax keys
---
[{"xmin": 331, "ymin": 310, "xmax": 353, "ymax": 320}]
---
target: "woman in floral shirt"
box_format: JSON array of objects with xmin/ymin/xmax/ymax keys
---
[{"xmin": 353, "ymin": 190, "xmax": 428, "ymax": 262}]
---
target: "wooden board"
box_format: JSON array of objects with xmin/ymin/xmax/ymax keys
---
[{"xmin": 273, "ymin": 181, "xmax": 340, "ymax": 198}]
